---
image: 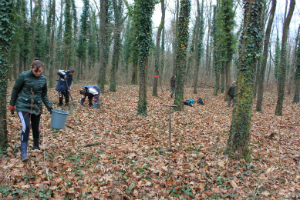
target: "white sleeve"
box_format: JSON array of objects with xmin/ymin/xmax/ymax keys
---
[
  {"xmin": 58, "ymin": 70, "xmax": 66, "ymax": 76},
  {"xmin": 88, "ymin": 88, "xmax": 99, "ymax": 95}
]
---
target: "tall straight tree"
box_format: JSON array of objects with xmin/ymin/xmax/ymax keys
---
[
  {"xmin": 110, "ymin": 0, "xmax": 123, "ymax": 92},
  {"xmin": 275, "ymin": 0, "xmax": 295, "ymax": 116},
  {"xmin": 212, "ymin": 5, "xmax": 221, "ymax": 96},
  {"xmin": 152, "ymin": 0, "xmax": 165, "ymax": 96},
  {"xmin": 71, "ymin": 0, "xmax": 78, "ymax": 82},
  {"xmin": 63, "ymin": 0, "xmax": 73, "ymax": 68},
  {"xmin": 221, "ymin": 0, "xmax": 235, "ymax": 101},
  {"xmin": 48, "ymin": 0, "xmax": 55, "ymax": 88},
  {"xmin": 174, "ymin": 0, "xmax": 191, "ymax": 111},
  {"xmin": 98, "ymin": 0, "xmax": 108, "ymax": 92},
  {"xmin": 123, "ymin": 17, "xmax": 132, "ymax": 79},
  {"xmin": 226, "ymin": 0, "xmax": 263, "ymax": 162},
  {"xmin": 256, "ymin": 0, "xmax": 276, "ymax": 112},
  {"xmin": 0, "ymin": 0, "xmax": 12, "ymax": 149},
  {"xmin": 193, "ymin": 0, "xmax": 204, "ymax": 94},
  {"xmin": 292, "ymin": 26, "xmax": 300, "ymax": 103},
  {"xmin": 136, "ymin": 0, "xmax": 154, "ymax": 116},
  {"xmin": 172, "ymin": 0, "xmax": 179, "ymax": 75}
]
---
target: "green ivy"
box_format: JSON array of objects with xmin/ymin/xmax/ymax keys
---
[
  {"xmin": 0, "ymin": 0, "xmax": 13, "ymax": 149},
  {"xmin": 226, "ymin": 1, "xmax": 264, "ymax": 162},
  {"xmin": 174, "ymin": 0, "xmax": 191, "ymax": 111},
  {"xmin": 136, "ymin": 0, "xmax": 155, "ymax": 116}
]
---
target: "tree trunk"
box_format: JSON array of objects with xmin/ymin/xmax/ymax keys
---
[
  {"xmin": 110, "ymin": 0, "xmax": 122, "ymax": 92},
  {"xmin": 0, "ymin": 0, "xmax": 12, "ymax": 149},
  {"xmin": 292, "ymin": 25, "xmax": 300, "ymax": 103},
  {"xmin": 221, "ymin": 67, "xmax": 225, "ymax": 93},
  {"xmin": 256, "ymin": 0, "xmax": 276, "ymax": 112},
  {"xmin": 226, "ymin": 0, "xmax": 263, "ymax": 162},
  {"xmin": 174, "ymin": 0, "xmax": 191, "ymax": 111},
  {"xmin": 193, "ymin": 0, "xmax": 200, "ymax": 94},
  {"xmin": 98, "ymin": 0, "xmax": 108, "ymax": 92},
  {"xmin": 30, "ymin": 0, "xmax": 34, "ymax": 60},
  {"xmin": 275, "ymin": 0, "xmax": 295, "ymax": 116},
  {"xmin": 137, "ymin": 0, "xmax": 154, "ymax": 116},
  {"xmin": 49, "ymin": 0, "xmax": 55, "ymax": 88},
  {"xmin": 152, "ymin": 0, "xmax": 165, "ymax": 96},
  {"xmin": 172, "ymin": 0, "xmax": 179, "ymax": 76}
]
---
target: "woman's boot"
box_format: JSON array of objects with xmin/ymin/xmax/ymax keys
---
[
  {"xmin": 33, "ymin": 137, "xmax": 40, "ymax": 150},
  {"xmin": 21, "ymin": 142, "xmax": 28, "ymax": 162}
]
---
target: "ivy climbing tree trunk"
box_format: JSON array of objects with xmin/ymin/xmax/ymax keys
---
[
  {"xmin": 226, "ymin": 0, "xmax": 263, "ymax": 162},
  {"xmin": 293, "ymin": 25, "xmax": 300, "ymax": 103},
  {"xmin": 256, "ymin": 0, "xmax": 276, "ymax": 112},
  {"xmin": 174, "ymin": 0, "xmax": 191, "ymax": 111},
  {"xmin": 137, "ymin": 0, "xmax": 154, "ymax": 116},
  {"xmin": 172, "ymin": 0, "xmax": 179, "ymax": 76},
  {"xmin": 0, "ymin": 0, "xmax": 12, "ymax": 149},
  {"xmin": 110, "ymin": 0, "xmax": 123, "ymax": 92},
  {"xmin": 275, "ymin": 0, "xmax": 295, "ymax": 116},
  {"xmin": 98, "ymin": 0, "xmax": 107, "ymax": 92},
  {"xmin": 63, "ymin": 0, "xmax": 73, "ymax": 68},
  {"xmin": 152, "ymin": 0, "xmax": 165, "ymax": 97},
  {"xmin": 221, "ymin": 0, "xmax": 235, "ymax": 102},
  {"xmin": 49, "ymin": 0, "xmax": 55, "ymax": 88}
]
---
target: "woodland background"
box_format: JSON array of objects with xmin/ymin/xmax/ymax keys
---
[{"xmin": 0, "ymin": 0, "xmax": 300, "ymax": 199}]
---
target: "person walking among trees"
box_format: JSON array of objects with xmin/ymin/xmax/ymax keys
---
[
  {"xmin": 80, "ymin": 85, "xmax": 101, "ymax": 107},
  {"xmin": 9, "ymin": 59, "xmax": 53, "ymax": 162},
  {"xmin": 55, "ymin": 69, "xmax": 75, "ymax": 106},
  {"xmin": 170, "ymin": 75, "xmax": 176, "ymax": 98},
  {"xmin": 227, "ymin": 81, "xmax": 236, "ymax": 107}
]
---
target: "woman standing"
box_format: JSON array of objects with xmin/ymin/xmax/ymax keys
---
[{"xmin": 9, "ymin": 59, "xmax": 53, "ymax": 162}]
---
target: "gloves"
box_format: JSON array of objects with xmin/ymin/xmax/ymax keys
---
[
  {"xmin": 94, "ymin": 98, "xmax": 97, "ymax": 102},
  {"xmin": 10, "ymin": 105, "xmax": 14, "ymax": 115},
  {"xmin": 48, "ymin": 107, "xmax": 53, "ymax": 115}
]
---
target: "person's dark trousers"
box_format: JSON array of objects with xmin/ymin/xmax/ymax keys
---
[
  {"xmin": 58, "ymin": 91, "xmax": 69, "ymax": 106},
  {"xmin": 228, "ymin": 96, "xmax": 234, "ymax": 107},
  {"xmin": 17, "ymin": 111, "xmax": 41, "ymax": 161},
  {"xmin": 88, "ymin": 96, "xmax": 93, "ymax": 107}
]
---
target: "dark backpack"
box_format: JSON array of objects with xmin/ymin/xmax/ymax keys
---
[{"xmin": 197, "ymin": 98, "xmax": 204, "ymax": 105}]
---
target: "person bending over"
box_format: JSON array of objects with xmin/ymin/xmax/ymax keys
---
[{"xmin": 80, "ymin": 85, "xmax": 101, "ymax": 107}]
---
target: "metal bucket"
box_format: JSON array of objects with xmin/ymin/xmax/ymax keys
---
[
  {"xmin": 93, "ymin": 101, "xmax": 101, "ymax": 108},
  {"xmin": 50, "ymin": 109, "xmax": 69, "ymax": 129}
]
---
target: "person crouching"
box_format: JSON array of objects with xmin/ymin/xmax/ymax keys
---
[{"xmin": 80, "ymin": 85, "xmax": 101, "ymax": 107}]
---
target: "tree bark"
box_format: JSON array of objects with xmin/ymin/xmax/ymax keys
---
[
  {"xmin": 174, "ymin": 0, "xmax": 191, "ymax": 111},
  {"xmin": 226, "ymin": 0, "xmax": 263, "ymax": 162},
  {"xmin": 152, "ymin": 0, "xmax": 165, "ymax": 96},
  {"xmin": 0, "ymin": 0, "xmax": 12, "ymax": 149},
  {"xmin": 256, "ymin": 0, "xmax": 276, "ymax": 112},
  {"xmin": 275, "ymin": 0, "xmax": 295, "ymax": 116},
  {"xmin": 193, "ymin": 0, "xmax": 201, "ymax": 94},
  {"xmin": 110, "ymin": 0, "xmax": 122, "ymax": 92},
  {"xmin": 98, "ymin": 0, "xmax": 108, "ymax": 92}
]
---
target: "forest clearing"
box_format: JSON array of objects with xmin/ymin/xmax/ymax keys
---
[{"xmin": 1, "ymin": 83, "xmax": 299, "ymax": 199}]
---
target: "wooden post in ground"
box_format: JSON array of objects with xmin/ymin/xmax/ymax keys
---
[{"xmin": 163, "ymin": 104, "xmax": 177, "ymax": 150}]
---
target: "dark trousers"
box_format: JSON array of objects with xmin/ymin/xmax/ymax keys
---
[
  {"xmin": 59, "ymin": 91, "xmax": 69, "ymax": 105},
  {"xmin": 88, "ymin": 96, "xmax": 93, "ymax": 107},
  {"xmin": 17, "ymin": 111, "xmax": 40, "ymax": 143},
  {"xmin": 228, "ymin": 96, "xmax": 234, "ymax": 107}
]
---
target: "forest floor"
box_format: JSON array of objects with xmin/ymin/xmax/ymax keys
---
[{"xmin": 1, "ymin": 82, "xmax": 300, "ymax": 199}]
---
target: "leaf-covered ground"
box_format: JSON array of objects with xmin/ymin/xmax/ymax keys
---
[{"xmin": 1, "ymin": 83, "xmax": 300, "ymax": 199}]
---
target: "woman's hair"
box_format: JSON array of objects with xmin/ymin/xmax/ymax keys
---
[{"xmin": 31, "ymin": 58, "xmax": 43, "ymax": 71}]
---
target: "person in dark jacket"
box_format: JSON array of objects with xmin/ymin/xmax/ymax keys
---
[
  {"xmin": 80, "ymin": 85, "xmax": 101, "ymax": 107},
  {"xmin": 227, "ymin": 81, "xmax": 236, "ymax": 107},
  {"xmin": 170, "ymin": 75, "xmax": 176, "ymax": 98},
  {"xmin": 55, "ymin": 69, "xmax": 75, "ymax": 106},
  {"xmin": 9, "ymin": 59, "xmax": 53, "ymax": 162}
]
